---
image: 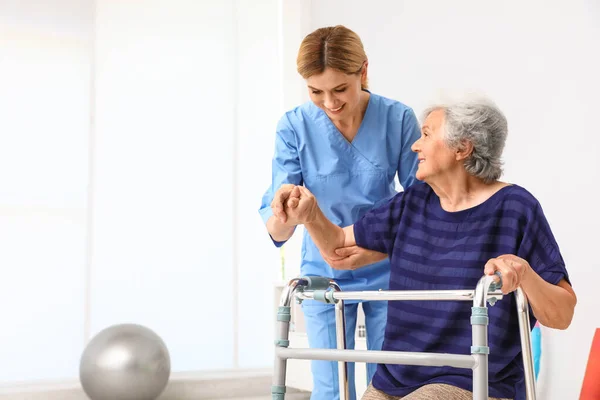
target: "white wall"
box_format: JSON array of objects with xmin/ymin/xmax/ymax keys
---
[{"xmin": 307, "ymin": 1, "xmax": 600, "ymax": 399}]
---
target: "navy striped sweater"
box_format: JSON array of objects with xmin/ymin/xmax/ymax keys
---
[{"xmin": 354, "ymin": 182, "xmax": 569, "ymax": 400}]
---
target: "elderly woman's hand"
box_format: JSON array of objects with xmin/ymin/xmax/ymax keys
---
[{"xmin": 484, "ymin": 254, "xmax": 531, "ymax": 294}]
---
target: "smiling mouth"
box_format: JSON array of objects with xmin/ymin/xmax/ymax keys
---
[{"xmin": 326, "ymin": 104, "xmax": 344, "ymax": 113}]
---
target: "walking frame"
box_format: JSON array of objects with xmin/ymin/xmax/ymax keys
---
[{"xmin": 272, "ymin": 274, "xmax": 537, "ymax": 400}]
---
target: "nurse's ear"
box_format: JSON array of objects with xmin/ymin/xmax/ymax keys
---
[{"xmin": 360, "ymin": 61, "xmax": 369, "ymax": 88}]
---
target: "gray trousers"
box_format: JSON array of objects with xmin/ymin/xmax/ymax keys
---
[{"xmin": 361, "ymin": 383, "xmax": 512, "ymax": 400}]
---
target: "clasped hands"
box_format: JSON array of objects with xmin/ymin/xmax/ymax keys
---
[
  {"xmin": 270, "ymin": 184, "xmax": 381, "ymax": 270},
  {"xmin": 271, "ymin": 184, "xmax": 317, "ymax": 226}
]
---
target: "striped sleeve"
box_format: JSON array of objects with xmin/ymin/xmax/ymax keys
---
[
  {"xmin": 353, "ymin": 192, "xmax": 405, "ymax": 255},
  {"xmin": 518, "ymin": 200, "xmax": 571, "ymax": 286}
]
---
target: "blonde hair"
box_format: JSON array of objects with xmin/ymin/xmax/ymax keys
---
[{"xmin": 296, "ymin": 25, "xmax": 368, "ymax": 89}]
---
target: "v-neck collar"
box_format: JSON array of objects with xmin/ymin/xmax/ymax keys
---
[{"xmin": 316, "ymin": 89, "xmax": 374, "ymax": 145}]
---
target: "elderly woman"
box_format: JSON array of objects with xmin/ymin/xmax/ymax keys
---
[{"xmin": 275, "ymin": 98, "xmax": 577, "ymax": 400}]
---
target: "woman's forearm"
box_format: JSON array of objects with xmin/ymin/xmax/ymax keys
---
[
  {"xmin": 304, "ymin": 208, "xmax": 348, "ymax": 259},
  {"xmin": 266, "ymin": 215, "xmax": 295, "ymax": 242},
  {"xmin": 521, "ymin": 269, "xmax": 577, "ymax": 330}
]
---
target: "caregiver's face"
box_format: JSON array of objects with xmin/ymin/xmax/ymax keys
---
[{"xmin": 306, "ymin": 67, "xmax": 364, "ymax": 121}]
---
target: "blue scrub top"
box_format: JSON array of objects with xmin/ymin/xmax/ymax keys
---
[{"xmin": 259, "ymin": 91, "xmax": 420, "ymax": 292}]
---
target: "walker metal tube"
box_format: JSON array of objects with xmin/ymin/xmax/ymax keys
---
[
  {"xmin": 279, "ymin": 277, "xmax": 308, "ymax": 307},
  {"xmin": 276, "ymin": 347, "xmax": 477, "ymax": 369},
  {"xmin": 471, "ymin": 323, "xmax": 488, "ymax": 400},
  {"xmin": 471, "ymin": 275, "xmax": 496, "ymax": 400},
  {"xmin": 273, "ymin": 278, "xmax": 307, "ymax": 399},
  {"xmin": 296, "ymin": 289, "xmax": 504, "ymax": 302},
  {"xmin": 515, "ymin": 288, "xmax": 537, "ymax": 400},
  {"xmin": 330, "ymin": 282, "xmax": 350, "ymax": 400}
]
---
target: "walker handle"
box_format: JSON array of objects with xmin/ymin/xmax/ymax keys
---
[{"xmin": 489, "ymin": 271, "xmax": 503, "ymax": 292}]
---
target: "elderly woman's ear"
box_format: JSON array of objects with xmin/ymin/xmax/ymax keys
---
[{"xmin": 455, "ymin": 140, "xmax": 474, "ymax": 161}]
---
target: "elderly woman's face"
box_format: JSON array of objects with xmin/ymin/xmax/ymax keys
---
[{"xmin": 411, "ymin": 109, "xmax": 460, "ymax": 182}]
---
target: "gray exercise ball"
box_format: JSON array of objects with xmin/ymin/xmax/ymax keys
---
[{"xmin": 79, "ymin": 323, "xmax": 171, "ymax": 400}]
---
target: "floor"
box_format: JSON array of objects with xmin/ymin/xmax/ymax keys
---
[
  {"xmin": 209, "ymin": 396, "xmax": 310, "ymax": 400},
  {"xmin": 0, "ymin": 389, "xmax": 312, "ymax": 400},
  {"xmin": 0, "ymin": 371, "xmax": 312, "ymax": 400},
  {"xmin": 0, "ymin": 395, "xmax": 311, "ymax": 400}
]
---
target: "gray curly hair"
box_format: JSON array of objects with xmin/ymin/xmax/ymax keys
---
[{"xmin": 422, "ymin": 98, "xmax": 508, "ymax": 183}]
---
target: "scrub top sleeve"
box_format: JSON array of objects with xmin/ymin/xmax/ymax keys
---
[
  {"xmin": 397, "ymin": 107, "xmax": 421, "ymax": 190},
  {"xmin": 258, "ymin": 114, "xmax": 303, "ymax": 247}
]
